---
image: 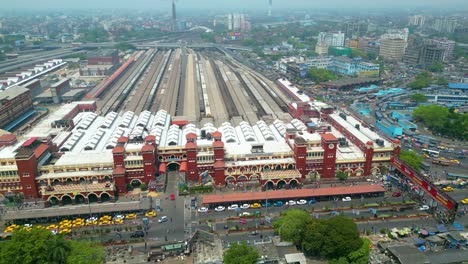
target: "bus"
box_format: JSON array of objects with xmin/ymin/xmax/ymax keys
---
[{"xmin": 422, "ymin": 149, "xmax": 440, "ymax": 158}]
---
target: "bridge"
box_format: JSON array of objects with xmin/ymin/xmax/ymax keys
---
[{"xmin": 189, "ymin": 26, "xmax": 213, "ymax": 33}]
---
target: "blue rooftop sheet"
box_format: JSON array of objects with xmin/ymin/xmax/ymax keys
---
[{"xmin": 448, "ymin": 83, "xmax": 468, "ymax": 90}]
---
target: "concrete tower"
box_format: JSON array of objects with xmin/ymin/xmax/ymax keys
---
[
  {"xmin": 268, "ymin": 0, "xmax": 272, "ymax": 16},
  {"xmin": 172, "ymin": 0, "xmax": 177, "ymax": 31}
]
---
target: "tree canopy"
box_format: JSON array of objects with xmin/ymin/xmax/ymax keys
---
[
  {"xmin": 273, "ymin": 209, "xmax": 313, "ymax": 246},
  {"xmin": 329, "ymin": 238, "xmax": 371, "ymax": 264},
  {"xmin": 410, "ymin": 93, "xmax": 428, "ymax": 103},
  {"xmin": 427, "ymin": 62, "xmax": 444, "ymax": 72},
  {"xmin": 223, "ymin": 242, "xmax": 259, "ymax": 264},
  {"xmin": 413, "ymin": 104, "xmax": 468, "ymax": 140},
  {"xmin": 399, "ymin": 150, "xmax": 424, "ymax": 171},
  {"xmin": 302, "ymin": 216, "xmax": 363, "ymax": 259},
  {"xmin": 336, "ymin": 170, "xmax": 348, "ymax": 181},
  {"xmin": 408, "ymin": 72, "xmax": 432, "ymax": 89},
  {"xmin": 307, "ymin": 68, "xmax": 335, "ymax": 83},
  {"xmin": 0, "ymin": 228, "xmax": 104, "ymax": 264}
]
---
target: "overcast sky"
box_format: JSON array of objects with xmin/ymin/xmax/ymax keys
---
[{"xmin": 2, "ymin": 0, "xmax": 467, "ymax": 10}]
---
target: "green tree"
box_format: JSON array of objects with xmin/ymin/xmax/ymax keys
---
[
  {"xmin": 223, "ymin": 242, "xmax": 259, "ymax": 264},
  {"xmin": 366, "ymin": 52, "xmax": 377, "ymax": 61},
  {"xmin": 140, "ymin": 183, "xmax": 148, "ymax": 191},
  {"xmin": 410, "ymin": 93, "xmax": 428, "ymax": 103},
  {"xmin": 307, "ymin": 68, "xmax": 335, "ymax": 83},
  {"xmin": 66, "ymin": 241, "xmax": 104, "ymax": 264},
  {"xmin": 336, "ymin": 170, "xmax": 348, "ymax": 181},
  {"xmin": 399, "ymin": 150, "xmax": 424, "ymax": 171},
  {"xmin": 412, "ymin": 104, "xmax": 468, "ymax": 140},
  {"xmin": 427, "ymin": 62, "xmax": 444, "ymax": 72},
  {"xmin": 301, "ymin": 216, "xmax": 363, "ymax": 259},
  {"xmin": 273, "ymin": 209, "xmax": 313, "ymax": 246},
  {"xmin": 435, "ymin": 77, "xmax": 448, "ymax": 86},
  {"xmin": 408, "ymin": 72, "xmax": 432, "ymax": 89},
  {"xmin": 329, "ymin": 238, "xmax": 371, "ymax": 264},
  {"xmin": 351, "ymin": 48, "xmax": 366, "ymax": 59},
  {"xmin": 47, "ymin": 237, "xmax": 72, "ymax": 264}
]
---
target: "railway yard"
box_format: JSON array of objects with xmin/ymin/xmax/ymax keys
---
[{"xmin": 88, "ymin": 48, "xmax": 292, "ymax": 126}]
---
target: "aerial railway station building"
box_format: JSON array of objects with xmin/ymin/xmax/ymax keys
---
[{"xmin": 0, "ymin": 80, "xmax": 399, "ymax": 206}]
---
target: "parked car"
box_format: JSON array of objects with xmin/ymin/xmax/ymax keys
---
[
  {"xmin": 392, "ymin": 192, "xmax": 401, "ymax": 197},
  {"xmin": 442, "ymin": 187, "xmax": 454, "ymax": 192},
  {"xmin": 418, "ymin": 205, "xmax": 430, "ymax": 211},
  {"xmin": 240, "ymin": 212, "xmax": 251, "ymax": 216},
  {"xmin": 250, "ymin": 203, "xmax": 261, "ymax": 209},
  {"xmin": 228, "ymin": 204, "xmax": 239, "ymax": 210},
  {"xmin": 197, "ymin": 207, "xmax": 209, "ymax": 213},
  {"xmin": 241, "ymin": 204, "xmax": 250, "ymax": 209},
  {"xmin": 297, "ymin": 199, "xmax": 307, "ymax": 205},
  {"xmin": 215, "ymin": 206, "xmax": 226, "ymax": 212},
  {"xmin": 158, "ymin": 216, "xmax": 168, "ymax": 223},
  {"xmin": 261, "ymin": 202, "xmax": 271, "ymax": 207},
  {"xmin": 286, "ymin": 200, "xmax": 296, "ymax": 206},
  {"xmin": 308, "ymin": 199, "xmax": 317, "ymax": 205},
  {"xmin": 342, "ymin": 197, "xmax": 352, "ymax": 202},
  {"xmin": 130, "ymin": 230, "xmax": 145, "ymax": 238},
  {"xmin": 273, "ymin": 201, "xmax": 283, "ymax": 207}
]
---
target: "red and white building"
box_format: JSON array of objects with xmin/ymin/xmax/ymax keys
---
[{"xmin": 0, "ymin": 81, "xmax": 399, "ymax": 206}]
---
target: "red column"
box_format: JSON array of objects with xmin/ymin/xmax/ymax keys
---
[
  {"xmin": 293, "ymin": 137, "xmax": 307, "ymax": 177},
  {"xmin": 15, "ymin": 148, "xmax": 40, "ymax": 199},
  {"xmin": 141, "ymin": 145, "xmax": 156, "ymax": 184},
  {"xmin": 364, "ymin": 141, "xmax": 374, "ymax": 176},
  {"xmin": 185, "ymin": 142, "xmax": 198, "ymax": 182},
  {"xmin": 320, "ymin": 134, "xmax": 338, "ymax": 179}
]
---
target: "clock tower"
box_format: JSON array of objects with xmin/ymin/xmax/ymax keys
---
[{"xmin": 320, "ymin": 133, "xmax": 338, "ymax": 179}]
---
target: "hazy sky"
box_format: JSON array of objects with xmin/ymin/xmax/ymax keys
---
[{"xmin": 2, "ymin": 0, "xmax": 467, "ymax": 10}]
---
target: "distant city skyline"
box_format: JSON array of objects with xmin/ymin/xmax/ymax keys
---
[{"xmin": 2, "ymin": 0, "xmax": 468, "ymax": 10}]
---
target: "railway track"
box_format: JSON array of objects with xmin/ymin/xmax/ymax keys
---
[
  {"xmin": 209, "ymin": 59, "xmax": 239, "ymax": 118},
  {"xmin": 176, "ymin": 48, "xmax": 188, "ymax": 116},
  {"xmin": 127, "ymin": 52, "xmax": 163, "ymax": 113},
  {"xmin": 145, "ymin": 50, "xmax": 172, "ymax": 112},
  {"xmin": 98, "ymin": 50, "xmax": 150, "ymax": 115},
  {"xmin": 100, "ymin": 49, "xmax": 156, "ymax": 115},
  {"xmin": 233, "ymin": 70, "xmax": 267, "ymax": 117}
]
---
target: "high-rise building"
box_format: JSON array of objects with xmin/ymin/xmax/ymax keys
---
[
  {"xmin": 227, "ymin": 13, "xmax": 233, "ymax": 30},
  {"xmin": 344, "ymin": 22, "xmax": 368, "ymax": 39},
  {"xmin": 420, "ymin": 45, "xmax": 444, "ymax": 65},
  {"xmin": 226, "ymin": 13, "xmax": 246, "ymax": 31},
  {"xmin": 425, "ymin": 38, "xmax": 455, "ymax": 62},
  {"xmin": 408, "ymin": 15, "xmax": 425, "ymax": 27},
  {"xmin": 379, "ymin": 38, "xmax": 406, "ymax": 61},
  {"xmin": 317, "ymin": 31, "xmax": 345, "ymax": 47},
  {"xmin": 382, "ymin": 28, "xmax": 409, "ymax": 47},
  {"xmin": 433, "ymin": 18, "xmax": 457, "ymax": 33}
]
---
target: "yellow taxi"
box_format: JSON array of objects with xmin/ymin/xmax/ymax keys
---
[
  {"xmin": 46, "ymin": 224, "xmax": 58, "ymax": 230},
  {"xmin": 59, "ymin": 228, "xmax": 71, "ymax": 234},
  {"xmin": 250, "ymin": 203, "xmax": 261, "ymax": 209},
  {"xmin": 461, "ymin": 198, "xmax": 468, "ymax": 205},
  {"xmin": 450, "ymin": 159, "xmax": 460, "ymax": 164},
  {"xmin": 114, "ymin": 219, "xmax": 124, "ymax": 225},
  {"xmin": 442, "ymin": 186, "xmax": 454, "ymax": 192},
  {"xmin": 4, "ymin": 224, "xmax": 19, "ymax": 233},
  {"xmin": 125, "ymin": 213, "xmax": 137, "ymax": 220},
  {"xmin": 145, "ymin": 211, "xmax": 157, "ymax": 217},
  {"xmin": 85, "ymin": 220, "xmax": 97, "ymax": 226}
]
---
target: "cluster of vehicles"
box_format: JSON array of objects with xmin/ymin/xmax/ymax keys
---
[{"xmin": 196, "ymin": 198, "xmax": 358, "ymax": 214}]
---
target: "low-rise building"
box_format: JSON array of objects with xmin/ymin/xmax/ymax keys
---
[{"xmin": 329, "ymin": 57, "xmax": 379, "ymax": 77}]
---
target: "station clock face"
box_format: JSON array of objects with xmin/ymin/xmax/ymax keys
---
[{"xmin": 328, "ymin": 143, "xmax": 335, "ymax": 149}]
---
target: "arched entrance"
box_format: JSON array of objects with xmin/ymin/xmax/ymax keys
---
[
  {"xmin": 75, "ymin": 194, "xmax": 85, "ymax": 204},
  {"xmin": 167, "ymin": 162, "xmax": 180, "ymax": 172},
  {"xmin": 308, "ymin": 171, "xmax": 319, "ymax": 180},
  {"xmin": 225, "ymin": 176, "xmax": 236, "ymax": 185},
  {"xmin": 62, "ymin": 195, "xmax": 73, "ymax": 205},
  {"xmin": 49, "ymin": 196, "xmax": 59, "ymax": 206},
  {"xmin": 131, "ymin": 179, "xmax": 142, "ymax": 187},
  {"xmin": 355, "ymin": 168, "xmax": 364, "ymax": 177},
  {"xmin": 100, "ymin": 193, "xmax": 111, "ymax": 202},
  {"xmin": 277, "ymin": 180, "xmax": 286, "ymax": 190},
  {"xmin": 88, "ymin": 193, "xmax": 98, "ymax": 203},
  {"xmin": 237, "ymin": 175, "xmax": 248, "ymax": 182},
  {"xmin": 371, "ymin": 167, "xmax": 380, "ymax": 176},
  {"xmin": 289, "ymin": 179, "xmax": 298, "ymax": 189},
  {"xmin": 265, "ymin": 181, "xmax": 274, "ymax": 190}
]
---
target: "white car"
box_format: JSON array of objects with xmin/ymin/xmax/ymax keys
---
[
  {"xmin": 342, "ymin": 197, "xmax": 352, "ymax": 202},
  {"xmin": 297, "ymin": 199, "xmax": 307, "ymax": 205},
  {"xmin": 240, "ymin": 212, "xmax": 251, "ymax": 216},
  {"xmin": 197, "ymin": 207, "xmax": 209, "ymax": 213},
  {"xmin": 286, "ymin": 200, "xmax": 296, "ymax": 206},
  {"xmin": 215, "ymin": 206, "xmax": 226, "ymax": 212},
  {"xmin": 419, "ymin": 205, "xmax": 430, "ymax": 211},
  {"xmin": 114, "ymin": 214, "xmax": 125, "ymax": 220},
  {"xmin": 24, "ymin": 224, "xmax": 33, "ymax": 227},
  {"xmin": 158, "ymin": 216, "xmax": 168, "ymax": 223},
  {"xmin": 240, "ymin": 204, "xmax": 250, "ymax": 209},
  {"xmin": 228, "ymin": 204, "xmax": 239, "ymax": 210}
]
